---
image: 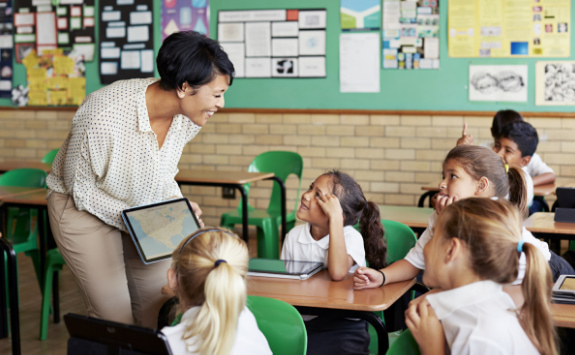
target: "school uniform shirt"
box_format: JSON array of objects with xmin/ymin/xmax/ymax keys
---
[
  {"xmin": 526, "ymin": 153, "xmax": 554, "ymax": 178},
  {"xmin": 281, "ymin": 223, "xmax": 366, "ymax": 273},
  {"xmin": 426, "ymin": 280, "xmax": 539, "ymax": 355},
  {"xmin": 161, "ymin": 306, "xmax": 272, "ymax": 355},
  {"xmin": 404, "ymin": 212, "xmax": 551, "ymax": 285},
  {"xmin": 47, "ymin": 78, "xmax": 201, "ymax": 231},
  {"xmin": 522, "ymin": 166, "xmax": 535, "ymax": 207}
]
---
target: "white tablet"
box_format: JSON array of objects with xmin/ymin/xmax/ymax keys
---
[
  {"xmin": 552, "ymin": 274, "xmax": 575, "ymax": 297},
  {"xmin": 247, "ymin": 258, "xmax": 324, "ymax": 280},
  {"xmin": 121, "ymin": 198, "xmax": 201, "ymax": 264}
]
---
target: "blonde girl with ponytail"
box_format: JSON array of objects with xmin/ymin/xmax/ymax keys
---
[
  {"xmin": 161, "ymin": 228, "xmax": 271, "ymax": 355},
  {"xmin": 406, "ymin": 198, "xmax": 556, "ymax": 355}
]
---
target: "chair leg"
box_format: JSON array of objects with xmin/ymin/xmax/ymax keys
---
[
  {"xmin": 40, "ymin": 264, "xmax": 55, "ymax": 340},
  {"xmin": 258, "ymin": 221, "xmax": 280, "ymax": 259}
]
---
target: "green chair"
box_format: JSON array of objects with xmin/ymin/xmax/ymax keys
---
[
  {"xmin": 246, "ymin": 295, "xmax": 307, "ymax": 355},
  {"xmin": 220, "ymin": 151, "xmax": 304, "ymax": 259},
  {"xmin": 385, "ymin": 329, "xmax": 420, "ymax": 355},
  {"xmin": 41, "ymin": 148, "xmax": 59, "ymax": 167},
  {"xmin": 39, "ymin": 248, "xmax": 66, "ymax": 340}
]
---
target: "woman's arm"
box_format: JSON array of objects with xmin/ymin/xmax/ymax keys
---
[{"xmin": 353, "ymin": 259, "xmax": 421, "ymax": 289}]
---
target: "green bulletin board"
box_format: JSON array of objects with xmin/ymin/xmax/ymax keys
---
[{"xmin": 3, "ymin": 0, "xmax": 575, "ymax": 113}]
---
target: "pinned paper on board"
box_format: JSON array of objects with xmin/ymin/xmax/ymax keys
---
[
  {"xmin": 340, "ymin": 32, "xmax": 380, "ymax": 93},
  {"xmin": 218, "ymin": 8, "xmax": 327, "ymax": 78},
  {"xmin": 340, "ymin": 0, "xmax": 381, "ymax": 30},
  {"xmin": 161, "ymin": 0, "xmax": 209, "ymax": 40},
  {"xmin": 0, "ymin": 0, "xmax": 13, "ymax": 98},
  {"xmin": 469, "ymin": 65, "xmax": 528, "ymax": 102},
  {"xmin": 535, "ymin": 61, "xmax": 575, "ymax": 106}
]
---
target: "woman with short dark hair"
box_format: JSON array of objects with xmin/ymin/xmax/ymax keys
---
[{"xmin": 46, "ymin": 31, "xmax": 234, "ymax": 328}]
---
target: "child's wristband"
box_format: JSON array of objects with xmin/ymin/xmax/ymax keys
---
[{"xmin": 376, "ymin": 270, "xmax": 385, "ymax": 287}]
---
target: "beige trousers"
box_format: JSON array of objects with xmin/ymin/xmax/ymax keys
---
[{"xmin": 47, "ymin": 192, "xmax": 170, "ymax": 328}]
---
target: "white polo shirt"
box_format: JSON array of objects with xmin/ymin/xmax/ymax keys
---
[
  {"xmin": 526, "ymin": 153, "xmax": 554, "ymax": 177},
  {"xmin": 281, "ymin": 223, "xmax": 366, "ymax": 273},
  {"xmin": 404, "ymin": 212, "xmax": 550, "ymax": 285},
  {"xmin": 161, "ymin": 306, "xmax": 272, "ymax": 355},
  {"xmin": 426, "ymin": 280, "xmax": 539, "ymax": 355}
]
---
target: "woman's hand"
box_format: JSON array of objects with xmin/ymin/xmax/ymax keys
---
[
  {"xmin": 405, "ymin": 298, "xmax": 445, "ymax": 355},
  {"xmin": 435, "ymin": 194, "xmax": 458, "ymax": 214},
  {"xmin": 316, "ymin": 191, "xmax": 344, "ymax": 224},
  {"xmin": 171, "ymin": 196, "xmax": 205, "ymax": 227},
  {"xmin": 353, "ymin": 267, "xmax": 383, "ymax": 290}
]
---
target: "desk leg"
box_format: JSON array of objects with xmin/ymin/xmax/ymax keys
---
[
  {"xmin": 233, "ymin": 184, "xmax": 249, "ymax": 245},
  {"xmin": 0, "ymin": 242, "xmax": 7, "ymax": 339},
  {"xmin": 295, "ymin": 306, "xmax": 389, "ymax": 354},
  {"xmin": 268, "ymin": 177, "xmax": 286, "ymax": 241},
  {"xmin": 0, "ymin": 238, "xmax": 21, "ymax": 355},
  {"xmin": 37, "ymin": 207, "xmax": 47, "ymax": 290}
]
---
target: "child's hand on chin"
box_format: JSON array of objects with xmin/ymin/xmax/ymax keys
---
[
  {"xmin": 405, "ymin": 298, "xmax": 445, "ymax": 355},
  {"xmin": 435, "ymin": 194, "xmax": 458, "ymax": 214}
]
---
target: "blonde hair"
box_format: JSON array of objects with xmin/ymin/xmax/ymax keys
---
[
  {"xmin": 444, "ymin": 145, "xmax": 529, "ymax": 217},
  {"xmin": 172, "ymin": 228, "xmax": 248, "ymax": 355},
  {"xmin": 436, "ymin": 198, "xmax": 556, "ymax": 355}
]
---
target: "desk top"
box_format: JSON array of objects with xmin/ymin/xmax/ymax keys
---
[
  {"xmin": 523, "ymin": 213, "xmax": 575, "ymax": 235},
  {"xmin": 422, "ymin": 182, "xmax": 556, "ymax": 197},
  {"xmin": 0, "ymin": 189, "xmax": 48, "ymax": 206},
  {"xmin": 0, "ymin": 186, "xmax": 45, "ymax": 199},
  {"xmin": 176, "ymin": 170, "xmax": 274, "ymax": 185},
  {"xmin": 0, "ymin": 161, "xmax": 51, "ymax": 174},
  {"xmin": 551, "ymin": 303, "xmax": 575, "ymax": 328},
  {"xmin": 379, "ymin": 205, "xmax": 433, "ymax": 229},
  {"xmin": 247, "ymin": 270, "xmax": 416, "ymax": 312}
]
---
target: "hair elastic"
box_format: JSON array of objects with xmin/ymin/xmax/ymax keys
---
[
  {"xmin": 505, "ymin": 164, "xmax": 509, "ymax": 173},
  {"xmin": 214, "ymin": 259, "xmax": 227, "ymax": 268},
  {"xmin": 517, "ymin": 240, "xmax": 525, "ymax": 253},
  {"xmin": 376, "ymin": 269, "xmax": 386, "ymax": 288}
]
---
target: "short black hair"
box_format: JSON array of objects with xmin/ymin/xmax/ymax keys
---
[
  {"xmin": 156, "ymin": 31, "xmax": 234, "ymax": 92},
  {"xmin": 491, "ymin": 109, "xmax": 523, "ymax": 139},
  {"xmin": 500, "ymin": 121, "xmax": 539, "ymax": 157}
]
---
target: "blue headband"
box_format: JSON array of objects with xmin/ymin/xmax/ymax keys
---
[
  {"xmin": 517, "ymin": 240, "xmax": 525, "ymax": 253},
  {"xmin": 214, "ymin": 259, "xmax": 227, "ymax": 268}
]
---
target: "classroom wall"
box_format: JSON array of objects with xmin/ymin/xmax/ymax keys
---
[{"xmin": 1, "ymin": 108, "xmax": 572, "ymax": 227}]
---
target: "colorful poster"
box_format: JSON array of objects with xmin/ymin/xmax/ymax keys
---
[
  {"xmin": 535, "ymin": 61, "xmax": 575, "ymax": 106},
  {"xmin": 448, "ymin": 0, "xmax": 570, "ymax": 57},
  {"xmin": 382, "ymin": 0, "xmax": 439, "ymax": 70},
  {"xmin": 162, "ymin": 0, "xmax": 209, "ymax": 40},
  {"xmin": 13, "ymin": 0, "xmax": 95, "ymax": 62},
  {"xmin": 340, "ymin": 0, "xmax": 380, "ymax": 30},
  {"xmin": 21, "ymin": 49, "xmax": 85, "ymax": 107},
  {"xmin": 0, "ymin": 0, "xmax": 13, "ymax": 98},
  {"xmin": 469, "ymin": 65, "xmax": 528, "ymax": 102},
  {"xmin": 99, "ymin": 0, "xmax": 154, "ymax": 84}
]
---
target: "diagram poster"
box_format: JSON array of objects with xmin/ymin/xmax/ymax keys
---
[
  {"xmin": 382, "ymin": 0, "xmax": 439, "ymax": 70},
  {"xmin": 469, "ymin": 65, "xmax": 527, "ymax": 102},
  {"xmin": 0, "ymin": 0, "xmax": 13, "ymax": 98},
  {"xmin": 535, "ymin": 61, "xmax": 575, "ymax": 106},
  {"xmin": 340, "ymin": 0, "xmax": 380, "ymax": 30},
  {"xmin": 162, "ymin": 0, "xmax": 209, "ymax": 40},
  {"xmin": 14, "ymin": 0, "xmax": 95, "ymax": 62},
  {"xmin": 99, "ymin": 0, "xmax": 154, "ymax": 84},
  {"xmin": 448, "ymin": 0, "xmax": 570, "ymax": 57}
]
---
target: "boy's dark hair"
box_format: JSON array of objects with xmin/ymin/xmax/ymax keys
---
[
  {"xmin": 501, "ymin": 121, "xmax": 539, "ymax": 157},
  {"xmin": 491, "ymin": 109, "xmax": 523, "ymax": 139},
  {"xmin": 156, "ymin": 31, "xmax": 234, "ymax": 92},
  {"xmin": 322, "ymin": 169, "xmax": 387, "ymax": 269}
]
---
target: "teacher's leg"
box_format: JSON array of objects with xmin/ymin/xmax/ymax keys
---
[
  {"xmin": 122, "ymin": 233, "xmax": 171, "ymax": 329},
  {"xmin": 47, "ymin": 192, "xmax": 134, "ymax": 324}
]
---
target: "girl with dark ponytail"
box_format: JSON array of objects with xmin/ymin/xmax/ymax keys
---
[{"xmin": 281, "ymin": 169, "xmax": 387, "ymax": 355}]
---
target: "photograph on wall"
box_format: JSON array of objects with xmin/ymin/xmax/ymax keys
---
[
  {"xmin": 535, "ymin": 61, "xmax": 575, "ymax": 106},
  {"xmin": 382, "ymin": 0, "xmax": 439, "ymax": 69},
  {"xmin": 14, "ymin": 0, "xmax": 95, "ymax": 62},
  {"xmin": 161, "ymin": 0, "xmax": 209, "ymax": 40},
  {"xmin": 340, "ymin": 0, "xmax": 380, "ymax": 31},
  {"xmin": 99, "ymin": 0, "xmax": 154, "ymax": 84},
  {"xmin": 449, "ymin": 0, "xmax": 570, "ymax": 58},
  {"xmin": 0, "ymin": 0, "xmax": 13, "ymax": 98},
  {"xmin": 469, "ymin": 65, "xmax": 528, "ymax": 102},
  {"xmin": 218, "ymin": 9, "xmax": 326, "ymax": 78}
]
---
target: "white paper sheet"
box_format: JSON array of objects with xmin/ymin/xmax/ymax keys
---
[
  {"xmin": 70, "ymin": 6, "xmax": 81, "ymax": 17},
  {"xmin": 15, "ymin": 13, "xmax": 35, "ymax": 26},
  {"xmin": 73, "ymin": 43, "xmax": 95, "ymax": 61},
  {"xmin": 272, "ymin": 38, "xmax": 298, "ymax": 57},
  {"xmin": 106, "ymin": 26, "xmax": 125, "ymax": 39},
  {"xmin": 220, "ymin": 42, "xmax": 245, "ymax": 77},
  {"xmin": 130, "ymin": 11, "xmax": 152, "ymax": 25},
  {"xmin": 272, "ymin": 22, "xmax": 298, "ymax": 37},
  {"xmin": 101, "ymin": 47, "xmax": 120, "ymax": 59},
  {"xmin": 299, "ymin": 56, "xmax": 325, "ymax": 77},
  {"xmin": 102, "ymin": 11, "xmax": 121, "ymax": 22},
  {"xmin": 219, "ymin": 10, "xmax": 286, "ymax": 23},
  {"xmin": 218, "ymin": 23, "xmax": 244, "ymax": 42},
  {"xmin": 298, "ymin": 10, "xmax": 326, "ymax": 29},
  {"xmin": 339, "ymin": 32, "xmax": 380, "ymax": 93},
  {"xmin": 469, "ymin": 65, "xmax": 528, "ymax": 102},
  {"xmin": 424, "ymin": 37, "xmax": 439, "ymax": 59},
  {"xmin": 299, "ymin": 30, "xmax": 326, "ymax": 56},
  {"xmin": 245, "ymin": 22, "xmax": 271, "ymax": 57},
  {"xmin": 140, "ymin": 50, "xmax": 154, "ymax": 73},
  {"xmin": 245, "ymin": 57, "xmax": 271, "ymax": 77},
  {"xmin": 36, "ymin": 12, "xmax": 56, "ymax": 45},
  {"xmin": 127, "ymin": 26, "xmax": 149, "ymax": 42},
  {"xmin": 121, "ymin": 50, "xmax": 140, "ymax": 69},
  {"xmin": 0, "ymin": 35, "xmax": 13, "ymax": 48}
]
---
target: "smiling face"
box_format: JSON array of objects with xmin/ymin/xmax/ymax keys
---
[
  {"xmin": 438, "ymin": 158, "xmax": 480, "ymax": 201},
  {"xmin": 297, "ymin": 174, "xmax": 334, "ymax": 229},
  {"xmin": 178, "ymin": 74, "xmax": 229, "ymax": 126},
  {"xmin": 493, "ymin": 137, "xmax": 529, "ymax": 168}
]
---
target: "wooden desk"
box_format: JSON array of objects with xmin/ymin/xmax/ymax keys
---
[
  {"xmin": 0, "ymin": 161, "xmax": 51, "ymax": 174},
  {"xmin": 175, "ymin": 170, "xmax": 286, "ymax": 244},
  {"xmin": 551, "ymin": 303, "xmax": 575, "ymax": 328},
  {"xmin": 248, "ymin": 270, "xmax": 416, "ymax": 353},
  {"xmin": 379, "ymin": 205, "xmax": 433, "ymax": 235},
  {"xmin": 524, "ymin": 212, "xmax": 575, "ymax": 253}
]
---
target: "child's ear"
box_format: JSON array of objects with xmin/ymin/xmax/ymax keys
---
[
  {"xmin": 476, "ymin": 176, "xmax": 490, "ymax": 194},
  {"xmin": 445, "ymin": 237, "xmax": 463, "ymax": 264},
  {"xmin": 520, "ymin": 155, "xmax": 531, "ymax": 168},
  {"xmin": 167, "ymin": 268, "xmax": 178, "ymax": 292}
]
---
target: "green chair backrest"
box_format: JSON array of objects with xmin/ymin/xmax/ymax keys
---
[
  {"xmin": 241, "ymin": 151, "xmax": 304, "ymax": 216},
  {"xmin": 246, "ymin": 295, "xmax": 307, "ymax": 355},
  {"xmin": 41, "ymin": 148, "xmax": 59, "ymax": 166},
  {"xmin": 0, "ymin": 168, "xmax": 48, "ymax": 188},
  {"xmin": 381, "ymin": 219, "xmax": 418, "ymax": 265},
  {"xmin": 386, "ymin": 329, "xmax": 420, "ymax": 355}
]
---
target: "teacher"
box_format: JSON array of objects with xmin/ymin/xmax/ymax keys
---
[{"xmin": 46, "ymin": 31, "xmax": 234, "ymax": 328}]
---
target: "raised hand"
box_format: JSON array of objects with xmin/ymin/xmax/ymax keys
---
[{"xmin": 456, "ymin": 123, "xmax": 474, "ymax": 146}]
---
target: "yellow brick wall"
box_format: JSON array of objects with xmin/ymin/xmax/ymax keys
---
[{"xmin": 1, "ymin": 109, "xmax": 573, "ymax": 228}]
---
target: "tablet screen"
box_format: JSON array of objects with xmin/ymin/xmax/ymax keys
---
[
  {"xmin": 122, "ymin": 198, "xmax": 201, "ymax": 264},
  {"xmin": 560, "ymin": 277, "xmax": 575, "ymax": 291},
  {"xmin": 248, "ymin": 258, "xmax": 323, "ymax": 275}
]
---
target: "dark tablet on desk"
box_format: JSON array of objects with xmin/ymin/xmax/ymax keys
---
[
  {"xmin": 556, "ymin": 187, "xmax": 575, "ymax": 209},
  {"xmin": 64, "ymin": 313, "xmax": 173, "ymax": 355},
  {"xmin": 121, "ymin": 198, "xmax": 201, "ymax": 264},
  {"xmin": 248, "ymin": 258, "xmax": 324, "ymax": 280},
  {"xmin": 552, "ymin": 275, "xmax": 575, "ymax": 304}
]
